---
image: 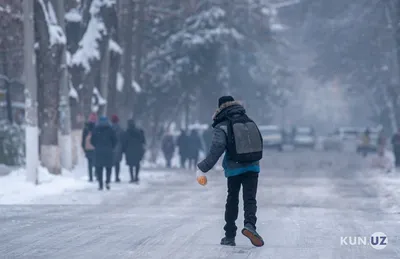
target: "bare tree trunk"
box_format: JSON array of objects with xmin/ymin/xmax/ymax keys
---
[
  {"xmin": 134, "ymin": 0, "xmax": 144, "ymax": 86},
  {"xmin": 121, "ymin": 0, "xmax": 134, "ymax": 123},
  {"xmin": 34, "ymin": 0, "xmax": 64, "ymax": 175},
  {"xmin": 107, "ymin": 52, "xmax": 120, "ymax": 117},
  {"xmin": 53, "ymin": 0, "xmax": 73, "ymax": 170},
  {"xmin": 98, "ymin": 39, "xmax": 110, "ymax": 116}
]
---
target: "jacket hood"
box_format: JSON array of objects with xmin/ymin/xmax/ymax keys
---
[{"xmin": 212, "ymin": 101, "xmax": 246, "ymax": 127}]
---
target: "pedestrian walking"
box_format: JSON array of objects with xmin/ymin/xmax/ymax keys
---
[
  {"xmin": 91, "ymin": 116, "xmax": 117, "ymax": 190},
  {"xmin": 196, "ymin": 96, "xmax": 264, "ymax": 247}
]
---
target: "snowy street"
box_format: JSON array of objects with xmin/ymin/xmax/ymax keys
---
[{"xmin": 1, "ymin": 151, "xmax": 400, "ymax": 258}]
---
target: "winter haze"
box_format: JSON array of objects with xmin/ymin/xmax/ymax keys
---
[{"xmin": 0, "ymin": 0, "xmax": 400, "ymax": 258}]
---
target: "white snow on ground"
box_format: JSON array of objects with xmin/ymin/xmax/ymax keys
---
[
  {"xmin": 355, "ymin": 150, "xmax": 400, "ymax": 214},
  {"xmin": 0, "ymin": 159, "xmax": 183, "ymax": 205},
  {"xmin": 0, "ymin": 166, "xmax": 90, "ymax": 205}
]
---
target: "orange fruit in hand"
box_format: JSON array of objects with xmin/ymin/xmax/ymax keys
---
[{"xmin": 197, "ymin": 175, "xmax": 207, "ymax": 186}]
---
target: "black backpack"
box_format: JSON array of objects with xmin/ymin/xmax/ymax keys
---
[{"xmin": 226, "ymin": 114, "xmax": 263, "ymax": 163}]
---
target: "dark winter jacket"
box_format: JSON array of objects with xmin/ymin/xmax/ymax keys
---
[
  {"xmin": 176, "ymin": 131, "xmax": 189, "ymax": 156},
  {"xmin": 162, "ymin": 135, "xmax": 175, "ymax": 159},
  {"xmin": 112, "ymin": 123, "xmax": 124, "ymax": 164},
  {"xmin": 81, "ymin": 122, "xmax": 95, "ymax": 159},
  {"xmin": 123, "ymin": 124, "xmax": 146, "ymax": 166},
  {"xmin": 91, "ymin": 119, "xmax": 117, "ymax": 167},
  {"xmin": 187, "ymin": 131, "xmax": 202, "ymax": 159},
  {"xmin": 197, "ymin": 101, "xmax": 260, "ymax": 177}
]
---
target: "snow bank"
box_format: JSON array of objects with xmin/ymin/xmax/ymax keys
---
[{"xmin": 0, "ymin": 167, "xmax": 90, "ymax": 204}]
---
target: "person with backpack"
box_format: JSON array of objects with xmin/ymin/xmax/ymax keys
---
[
  {"xmin": 81, "ymin": 121, "xmax": 96, "ymax": 182},
  {"xmin": 91, "ymin": 116, "xmax": 117, "ymax": 190},
  {"xmin": 161, "ymin": 133, "xmax": 175, "ymax": 168},
  {"xmin": 122, "ymin": 119, "xmax": 146, "ymax": 183},
  {"xmin": 196, "ymin": 96, "xmax": 264, "ymax": 247}
]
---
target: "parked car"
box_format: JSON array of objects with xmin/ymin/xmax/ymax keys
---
[
  {"xmin": 291, "ymin": 127, "xmax": 316, "ymax": 149},
  {"xmin": 322, "ymin": 127, "xmax": 363, "ymax": 151},
  {"xmin": 259, "ymin": 125, "xmax": 284, "ymax": 151},
  {"xmin": 335, "ymin": 127, "xmax": 363, "ymax": 142}
]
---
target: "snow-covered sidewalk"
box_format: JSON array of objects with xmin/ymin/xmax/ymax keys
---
[
  {"xmin": 0, "ymin": 166, "xmax": 91, "ymax": 204},
  {"xmin": 0, "ymin": 162, "xmax": 185, "ymax": 205}
]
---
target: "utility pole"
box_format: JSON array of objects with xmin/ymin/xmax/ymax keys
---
[
  {"xmin": 54, "ymin": 0, "xmax": 73, "ymax": 170},
  {"xmin": 23, "ymin": 0, "xmax": 39, "ymax": 184}
]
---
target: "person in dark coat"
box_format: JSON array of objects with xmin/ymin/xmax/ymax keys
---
[
  {"xmin": 91, "ymin": 116, "xmax": 117, "ymax": 190},
  {"xmin": 377, "ymin": 129, "xmax": 386, "ymax": 156},
  {"xmin": 176, "ymin": 129, "xmax": 189, "ymax": 168},
  {"xmin": 111, "ymin": 114, "xmax": 123, "ymax": 182},
  {"xmin": 122, "ymin": 119, "xmax": 146, "ymax": 183},
  {"xmin": 81, "ymin": 121, "xmax": 96, "ymax": 182},
  {"xmin": 187, "ymin": 130, "xmax": 202, "ymax": 170},
  {"xmin": 162, "ymin": 133, "xmax": 175, "ymax": 168},
  {"xmin": 391, "ymin": 128, "xmax": 400, "ymax": 167}
]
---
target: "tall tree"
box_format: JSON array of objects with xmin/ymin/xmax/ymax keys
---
[{"xmin": 34, "ymin": 0, "xmax": 66, "ymax": 174}]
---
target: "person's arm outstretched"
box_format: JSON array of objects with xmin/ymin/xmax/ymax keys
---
[{"xmin": 197, "ymin": 127, "xmax": 226, "ymax": 173}]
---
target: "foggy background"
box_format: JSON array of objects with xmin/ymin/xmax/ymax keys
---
[{"xmin": 0, "ymin": 0, "xmax": 399, "ymax": 169}]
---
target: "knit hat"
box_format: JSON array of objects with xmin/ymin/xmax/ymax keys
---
[
  {"xmin": 88, "ymin": 112, "xmax": 98, "ymax": 123},
  {"xmin": 111, "ymin": 114, "xmax": 119, "ymax": 123},
  {"xmin": 218, "ymin": 96, "xmax": 235, "ymax": 107}
]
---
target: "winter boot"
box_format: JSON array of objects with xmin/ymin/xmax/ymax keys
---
[
  {"xmin": 242, "ymin": 224, "xmax": 264, "ymax": 247},
  {"xmin": 220, "ymin": 237, "xmax": 236, "ymax": 246},
  {"xmin": 106, "ymin": 183, "xmax": 110, "ymax": 190}
]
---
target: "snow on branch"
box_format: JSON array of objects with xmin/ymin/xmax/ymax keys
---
[
  {"xmin": 38, "ymin": 0, "xmax": 66, "ymax": 46},
  {"xmin": 71, "ymin": 0, "xmax": 116, "ymax": 73},
  {"xmin": 132, "ymin": 80, "xmax": 141, "ymax": 93},
  {"xmin": 69, "ymin": 86, "xmax": 78, "ymax": 99},
  {"xmin": 93, "ymin": 87, "xmax": 106, "ymax": 105},
  {"xmin": 109, "ymin": 39, "xmax": 122, "ymax": 54},
  {"xmin": 65, "ymin": 8, "xmax": 82, "ymax": 22}
]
